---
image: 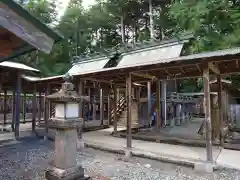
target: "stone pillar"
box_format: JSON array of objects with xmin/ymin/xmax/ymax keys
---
[{"xmin": 45, "ymin": 77, "xmax": 90, "ymax": 180}]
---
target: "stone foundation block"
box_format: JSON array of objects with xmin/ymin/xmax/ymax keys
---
[
  {"xmin": 46, "ymin": 164, "xmax": 90, "ymax": 180},
  {"xmin": 194, "ymin": 162, "xmax": 214, "ymax": 173}
]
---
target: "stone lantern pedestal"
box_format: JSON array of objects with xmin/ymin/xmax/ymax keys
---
[{"xmin": 45, "ymin": 79, "xmax": 90, "ymax": 180}]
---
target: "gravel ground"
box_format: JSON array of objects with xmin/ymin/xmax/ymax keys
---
[{"xmin": 0, "ymin": 137, "xmax": 240, "ymax": 180}]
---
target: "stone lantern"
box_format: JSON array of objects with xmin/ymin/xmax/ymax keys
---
[{"xmin": 45, "ymin": 74, "xmax": 90, "ymax": 180}]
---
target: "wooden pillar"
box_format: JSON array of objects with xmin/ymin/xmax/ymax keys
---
[
  {"xmin": 156, "ymin": 80, "xmax": 161, "ymax": 129},
  {"xmin": 23, "ymin": 92, "xmax": 26, "ymax": 123},
  {"xmin": 107, "ymin": 88, "xmax": 111, "ymax": 125},
  {"xmin": 113, "ymin": 85, "xmax": 117, "ymax": 133},
  {"xmin": 100, "ymin": 88, "xmax": 104, "ymax": 125},
  {"xmin": 38, "ymin": 92, "xmax": 42, "ymax": 124},
  {"xmin": 77, "ymin": 80, "xmax": 84, "ymax": 150},
  {"xmin": 92, "ymin": 85, "xmax": 96, "ymax": 121},
  {"xmin": 136, "ymin": 87, "xmax": 141, "ymax": 126},
  {"xmin": 147, "ymin": 82, "xmax": 151, "ymax": 126},
  {"xmin": 181, "ymin": 104, "xmax": 186, "ymax": 123},
  {"xmin": 32, "ymin": 83, "xmax": 37, "ymax": 132},
  {"xmin": 78, "ymin": 80, "xmax": 84, "ymax": 119},
  {"xmin": 217, "ymin": 75, "xmax": 223, "ymax": 144},
  {"xmin": 117, "ymin": 88, "xmax": 120, "ymax": 101},
  {"xmin": 3, "ymin": 89, "xmax": 7, "ymax": 125},
  {"xmin": 161, "ymin": 80, "xmax": 167, "ymax": 126},
  {"xmin": 11, "ymin": 89, "xmax": 16, "ymax": 131},
  {"xmin": 126, "ymin": 73, "xmax": 132, "ymax": 150},
  {"xmin": 203, "ymin": 66, "xmax": 213, "ymax": 162},
  {"xmin": 15, "ymin": 71, "xmax": 21, "ymax": 140},
  {"xmin": 87, "ymin": 88, "xmax": 91, "ymax": 121},
  {"xmin": 44, "ymin": 84, "xmax": 50, "ymax": 140}
]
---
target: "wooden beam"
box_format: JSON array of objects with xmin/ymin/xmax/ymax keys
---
[
  {"xmin": 236, "ymin": 60, "xmax": 239, "ymax": 69},
  {"xmin": 208, "ymin": 62, "xmax": 220, "ymax": 74},
  {"xmin": 203, "ymin": 66, "xmax": 213, "ymax": 162},
  {"xmin": 82, "ymin": 77, "xmax": 112, "ymax": 84},
  {"xmin": 131, "ymin": 72, "xmax": 157, "ymax": 80},
  {"xmin": 180, "ymin": 68, "xmax": 185, "ymax": 74},
  {"xmin": 196, "ymin": 64, "xmax": 201, "ymax": 72},
  {"xmin": 164, "ymin": 68, "xmax": 171, "ymax": 76}
]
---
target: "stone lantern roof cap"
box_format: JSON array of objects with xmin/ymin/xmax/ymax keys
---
[{"xmin": 47, "ymin": 81, "xmax": 89, "ymax": 103}]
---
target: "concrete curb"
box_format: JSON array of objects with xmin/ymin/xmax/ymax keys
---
[{"xmin": 85, "ymin": 142, "xmax": 198, "ymax": 168}]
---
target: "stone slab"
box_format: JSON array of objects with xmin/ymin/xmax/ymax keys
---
[{"xmin": 216, "ymin": 149, "xmax": 240, "ymax": 170}]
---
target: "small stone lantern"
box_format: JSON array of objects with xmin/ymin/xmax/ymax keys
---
[{"xmin": 45, "ymin": 74, "xmax": 90, "ymax": 180}]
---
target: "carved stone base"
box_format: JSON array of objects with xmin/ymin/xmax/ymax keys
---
[{"xmin": 46, "ymin": 165, "xmax": 90, "ymax": 180}]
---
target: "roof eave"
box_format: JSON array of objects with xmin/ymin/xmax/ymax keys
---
[{"xmin": 2, "ymin": 0, "xmax": 64, "ymax": 42}]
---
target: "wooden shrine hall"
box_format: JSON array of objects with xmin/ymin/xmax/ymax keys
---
[{"xmin": 22, "ymin": 33, "xmax": 240, "ymax": 163}]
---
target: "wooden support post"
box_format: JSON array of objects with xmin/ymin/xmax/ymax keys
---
[
  {"xmin": 78, "ymin": 80, "xmax": 84, "ymax": 118},
  {"xmin": 23, "ymin": 92, "xmax": 26, "ymax": 123},
  {"xmin": 107, "ymin": 88, "xmax": 111, "ymax": 125},
  {"xmin": 217, "ymin": 75, "xmax": 223, "ymax": 144},
  {"xmin": 156, "ymin": 80, "xmax": 161, "ymax": 129},
  {"xmin": 147, "ymin": 81, "xmax": 151, "ymax": 127},
  {"xmin": 203, "ymin": 66, "xmax": 213, "ymax": 162},
  {"xmin": 77, "ymin": 80, "xmax": 85, "ymax": 150},
  {"xmin": 38, "ymin": 92, "xmax": 42, "ymax": 124},
  {"xmin": 117, "ymin": 88, "xmax": 120, "ymax": 102},
  {"xmin": 15, "ymin": 71, "xmax": 21, "ymax": 140},
  {"xmin": 32, "ymin": 83, "xmax": 37, "ymax": 132},
  {"xmin": 113, "ymin": 85, "xmax": 117, "ymax": 133},
  {"xmin": 100, "ymin": 88, "xmax": 104, "ymax": 125},
  {"xmin": 11, "ymin": 89, "xmax": 16, "ymax": 132},
  {"xmin": 136, "ymin": 87, "xmax": 141, "ymax": 126},
  {"xmin": 78, "ymin": 80, "xmax": 84, "ymax": 119},
  {"xmin": 161, "ymin": 80, "xmax": 167, "ymax": 126},
  {"xmin": 44, "ymin": 84, "xmax": 50, "ymax": 140},
  {"xmin": 125, "ymin": 73, "xmax": 132, "ymax": 158},
  {"xmin": 3, "ymin": 89, "xmax": 7, "ymax": 126},
  {"xmin": 88, "ymin": 88, "xmax": 91, "ymax": 121},
  {"xmin": 92, "ymin": 86, "xmax": 97, "ymax": 121}
]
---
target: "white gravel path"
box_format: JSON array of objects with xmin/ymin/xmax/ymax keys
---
[{"xmin": 0, "ymin": 137, "xmax": 240, "ymax": 180}]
